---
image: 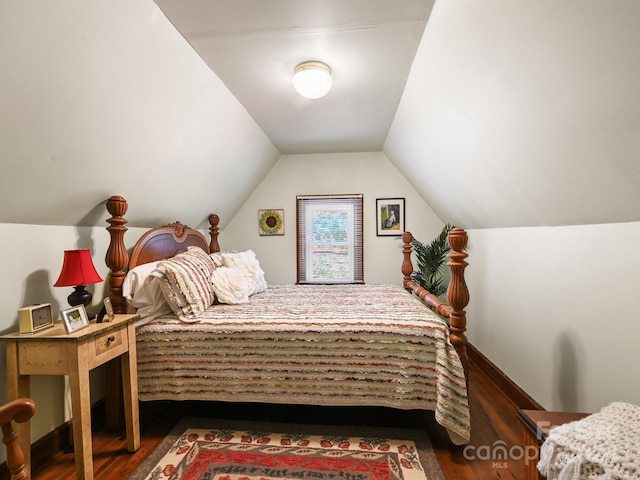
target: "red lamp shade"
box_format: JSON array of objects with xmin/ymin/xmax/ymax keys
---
[
  {"xmin": 54, "ymin": 249, "xmax": 103, "ymax": 287},
  {"xmin": 54, "ymin": 249, "xmax": 103, "ymax": 318}
]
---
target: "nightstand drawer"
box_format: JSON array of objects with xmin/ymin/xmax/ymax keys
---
[
  {"xmin": 18, "ymin": 342, "xmax": 70, "ymax": 375},
  {"xmin": 91, "ymin": 328, "xmax": 128, "ymax": 365}
]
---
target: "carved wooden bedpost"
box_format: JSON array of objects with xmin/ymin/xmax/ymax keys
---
[
  {"xmin": 105, "ymin": 196, "xmax": 129, "ymax": 314},
  {"xmin": 402, "ymin": 231, "xmax": 415, "ymax": 292},
  {"xmin": 447, "ymin": 228, "xmax": 470, "ymax": 379},
  {"xmin": 209, "ymin": 214, "xmax": 220, "ymax": 253},
  {"xmin": 402, "ymin": 228, "xmax": 470, "ymax": 382}
]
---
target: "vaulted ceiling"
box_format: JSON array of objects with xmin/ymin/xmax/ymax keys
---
[
  {"xmin": 1, "ymin": 0, "xmax": 639, "ymax": 230},
  {"xmin": 153, "ymin": 0, "xmax": 434, "ymax": 154}
]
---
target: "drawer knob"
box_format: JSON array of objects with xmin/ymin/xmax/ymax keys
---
[{"xmin": 106, "ymin": 335, "xmax": 115, "ymax": 346}]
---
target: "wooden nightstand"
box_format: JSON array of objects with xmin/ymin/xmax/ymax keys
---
[
  {"xmin": 517, "ymin": 409, "xmax": 589, "ymax": 479},
  {"xmin": 0, "ymin": 314, "xmax": 140, "ymax": 480}
]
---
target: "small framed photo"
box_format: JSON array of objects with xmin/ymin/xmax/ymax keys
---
[
  {"xmin": 103, "ymin": 297, "xmax": 115, "ymax": 322},
  {"xmin": 376, "ymin": 198, "xmax": 405, "ymax": 236},
  {"xmin": 61, "ymin": 305, "xmax": 90, "ymax": 334}
]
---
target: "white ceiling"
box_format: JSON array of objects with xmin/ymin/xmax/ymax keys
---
[{"xmin": 153, "ymin": 0, "xmax": 435, "ymax": 154}]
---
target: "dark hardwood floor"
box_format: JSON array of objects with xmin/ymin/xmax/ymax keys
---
[{"xmin": 31, "ymin": 359, "xmax": 532, "ymax": 480}]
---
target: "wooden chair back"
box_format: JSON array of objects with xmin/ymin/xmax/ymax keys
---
[{"xmin": 0, "ymin": 398, "xmax": 36, "ymax": 480}]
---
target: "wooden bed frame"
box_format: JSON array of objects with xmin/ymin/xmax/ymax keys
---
[{"xmin": 104, "ymin": 194, "xmax": 470, "ymax": 376}]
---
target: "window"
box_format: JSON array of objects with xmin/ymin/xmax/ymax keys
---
[{"xmin": 297, "ymin": 194, "xmax": 363, "ymax": 284}]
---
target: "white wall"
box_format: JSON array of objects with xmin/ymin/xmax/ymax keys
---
[
  {"xmin": 466, "ymin": 222, "xmax": 640, "ymax": 412},
  {"xmin": 0, "ymin": 222, "xmax": 149, "ymax": 462},
  {"xmin": 221, "ymin": 152, "xmax": 445, "ymax": 285}
]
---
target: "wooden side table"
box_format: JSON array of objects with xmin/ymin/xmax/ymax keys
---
[
  {"xmin": 517, "ymin": 409, "xmax": 589, "ymax": 480},
  {"xmin": 1, "ymin": 314, "xmax": 140, "ymax": 480}
]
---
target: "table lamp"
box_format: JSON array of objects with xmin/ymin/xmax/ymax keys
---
[{"xmin": 54, "ymin": 249, "xmax": 103, "ymax": 319}]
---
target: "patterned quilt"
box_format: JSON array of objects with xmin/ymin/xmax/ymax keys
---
[{"xmin": 135, "ymin": 284, "xmax": 470, "ymax": 444}]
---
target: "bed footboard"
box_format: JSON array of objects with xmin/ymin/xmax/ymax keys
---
[{"xmin": 402, "ymin": 229, "xmax": 469, "ymax": 376}]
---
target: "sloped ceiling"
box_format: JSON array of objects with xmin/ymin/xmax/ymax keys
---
[
  {"xmin": 385, "ymin": 0, "xmax": 640, "ymax": 228},
  {"xmin": 0, "ymin": 0, "xmax": 280, "ymax": 229},
  {"xmin": 152, "ymin": 0, "xmax": 434, "ymax": 154},
  {"xmin": 1, "ymin": 0, "xmax": 639, "ymax": 230}
]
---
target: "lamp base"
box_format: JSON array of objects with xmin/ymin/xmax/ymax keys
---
[{"xmin": 68, "ymin": 285, "xmax": 96, "ymax": 320}]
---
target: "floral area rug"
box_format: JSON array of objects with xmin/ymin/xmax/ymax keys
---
[{"xmin": 129, "ymin": 417, "xmax": 444, "ymax": 480}]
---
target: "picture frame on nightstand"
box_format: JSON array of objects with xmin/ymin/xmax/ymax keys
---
[
  {"xmin": 61, "ymin": 305, "xmax": 90, "ymax": 333},
  {"xmin": 103, "ymin": 297, "xmax": 115, "ymax": 322}
]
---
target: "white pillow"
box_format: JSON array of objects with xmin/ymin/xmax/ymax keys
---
[
  {"xmin": 122, "ymin": 261, "xmax": 171, "ymax": 324},
  {"xmin": 210, "ymin": 267, "xmax": 250, "ymax": 304},
  {"xmin": 123, "ymin": 261, "xmax": 160, "ymax": 301},
  {"xmin": 210, "ymin": 250, "xmax": 267, "ymax": 296}
]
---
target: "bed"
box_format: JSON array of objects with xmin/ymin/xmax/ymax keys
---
[{"xmin": 103, "ymin": 195, "xmax": 471, "ymax": 445}]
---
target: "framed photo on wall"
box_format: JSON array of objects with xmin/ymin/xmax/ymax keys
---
[{"xmin": 376, "ymin": 198, "xmax": 405, "ymax": 236}]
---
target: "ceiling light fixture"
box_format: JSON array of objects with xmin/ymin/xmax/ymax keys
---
[{"xmin": 293, "ymin": 61, "xmax": 333, "ymax": 99}]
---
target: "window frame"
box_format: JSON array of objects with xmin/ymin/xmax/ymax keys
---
[{"xmin": 296, "ymin": 194, "xmax": 364, "ymax": 284}]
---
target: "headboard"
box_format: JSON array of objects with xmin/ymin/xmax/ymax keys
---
[
  {"xmin": 104, "ymin": 195, "xmax": 220, "ymax": 314},
  {"xmin": 129, "ymin": 221, "xmax": 211, "ymax": 269}
]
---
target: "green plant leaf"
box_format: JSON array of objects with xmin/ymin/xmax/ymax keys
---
[{"xmin": 410, "ymin": 224, "xmax": 454, "ymax": 298}]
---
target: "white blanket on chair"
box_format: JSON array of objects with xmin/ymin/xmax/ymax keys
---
[{"xmin": 538, "ymin": 402, "xmax": 640, "ymax": 479}]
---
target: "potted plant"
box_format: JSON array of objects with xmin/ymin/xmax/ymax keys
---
[{"xmin": 410, "ymin": 224, "xmax": 454, "ymax": 298}]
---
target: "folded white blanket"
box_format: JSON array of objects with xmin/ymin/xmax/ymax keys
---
[
  {"xmin": 210, "ymin": 266, "xmax": 250, "ymax": 304},
  {"xmin": 210, "ymin": 249, "xmax": 267, "ymax": 296}
]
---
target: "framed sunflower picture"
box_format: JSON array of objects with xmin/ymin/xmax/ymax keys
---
[{"xmin": 258, "ymin": 209, "xmax": 285, "ymax": 236}]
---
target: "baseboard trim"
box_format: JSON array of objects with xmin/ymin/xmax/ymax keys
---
[
  {"xmin": 467, "ymin": 342, "xmax": 544, "ymax": 411},
  {"xmin": 0, "ymin": 400, "xmax": 106, "ymax": 480}
]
